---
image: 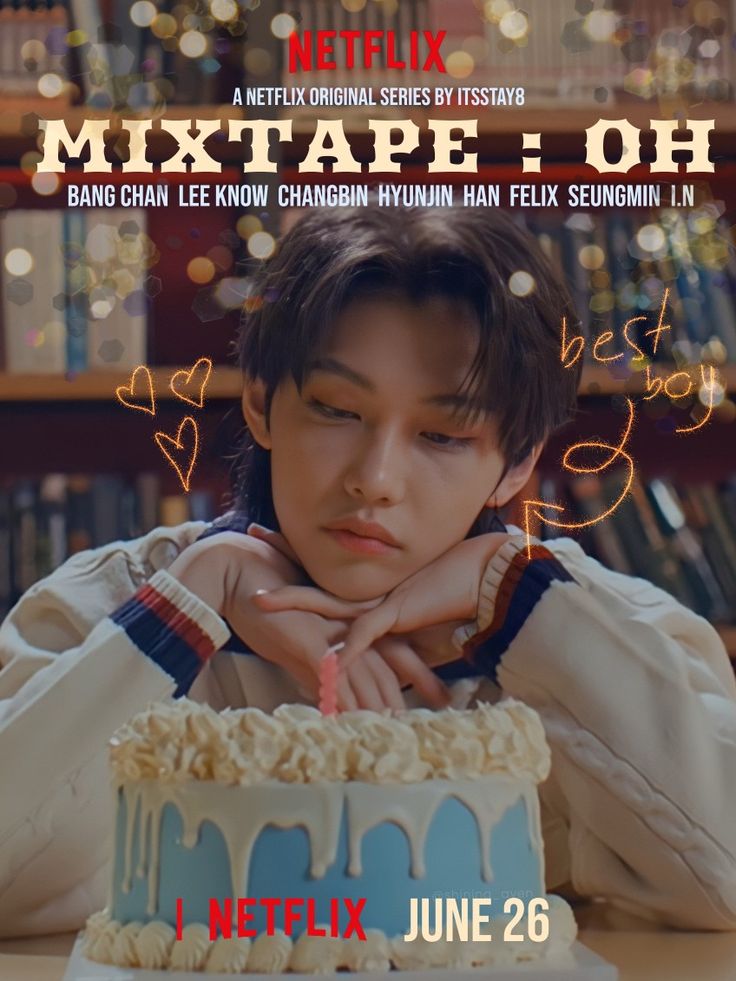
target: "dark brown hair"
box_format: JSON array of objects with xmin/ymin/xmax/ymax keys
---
[{"xmin": 233, "ymin": 205, "xmax": 581, "ymax": 529}]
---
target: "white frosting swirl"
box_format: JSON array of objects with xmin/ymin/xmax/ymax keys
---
[
  {"xmin": 169, "ymin": 923, "xmax": 210, "ymax": 971},
  {"xmin": 204, "ymin": 936, "xmax": 251, "ymax": 973},
  {"xmin": 343, "ymin": 929, "xmax": 392, "ymax": 971},
  {"xmin": 110, "ymin": 921, "xmax": 142, "ymax": 967},
  {"xmin": 135, "ymin": 921, "xmax": 176, "ymax": 969},
  {"xmin": 290, "ymin": 928, "xmax": 343, "ymax": 974},
  {"xmin": 110, "ymin": 698, "xmax": 549, "ymax": 786},
  {"xmin": 84, "ymin": 913, "xmax": 120, "ymax": 964},
  {"xmin": 247, "ymin": 930, "xmax": 293, "ymax": 973}
]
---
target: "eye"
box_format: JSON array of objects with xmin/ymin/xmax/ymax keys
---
[
  {"xmin": 307, "ymin": 398, "xmax": 359, "ymax": 420},
  {"xmin": 422, "ymin": 431, "xmax": 474, "ymax": 448}
]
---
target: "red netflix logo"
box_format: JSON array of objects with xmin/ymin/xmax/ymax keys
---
[
  {"xmin": 174, "ymin": 896, "xmax": 367, "ymax": 940},
  {"xmin": 288, "ymin": 30, "xmax": 446, "ymax": 72}
]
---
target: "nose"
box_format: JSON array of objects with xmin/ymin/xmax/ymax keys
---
[{"xmin": 343, "ymin": 426, "xmax": 407, "ymax": 505}]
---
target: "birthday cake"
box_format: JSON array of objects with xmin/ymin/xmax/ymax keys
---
[{"xmin": 83, "ymin": 699, "xmax": 576, "ymax": 972}]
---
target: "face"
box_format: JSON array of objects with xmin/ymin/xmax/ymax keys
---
[{"xmin": 247, "ymin": 295, "xmax": 517, "ymax": 600}]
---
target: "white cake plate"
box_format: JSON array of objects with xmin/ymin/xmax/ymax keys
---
[{"xmin": 63, "ymin": 935, "xmax": 617, "ymax": 980}]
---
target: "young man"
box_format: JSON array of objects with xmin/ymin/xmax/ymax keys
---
[{"xmin": 1, "ymin": 206, "xmax": 735, "ymax": 938}]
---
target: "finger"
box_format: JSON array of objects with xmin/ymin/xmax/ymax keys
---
[
  {"xmin": 346, "ymin": 657, "xmax": 388, "ymax": 712},
  {"xmin": 246, "ymin": 523, "xmax": 301, "ymax": 565},
  {"xmin": 253, "ymin": 586, "xmax": 381, "ymax": 619},
  {"xmin": 374, "ymin": 638, "xmax": 451, "ymax": 708},
  {"xmin": 337, "ymin": 674, "xmax": 359, "ymax": 712},
  {"xmin": 361, "ymin": 649, "xmax": 405, "ymax": 712},
  {"xmin": 339, "ymin": 603, "xmax": 402, "ymax": 666}
]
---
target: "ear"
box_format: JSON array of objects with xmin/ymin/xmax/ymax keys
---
[
  {"xmin": 487, "ymin": 443, "xmax": 544, "ymax": 508},
  {"xmin": 241, "ymin": 376, "xmax": 272, "ymax": 450}
]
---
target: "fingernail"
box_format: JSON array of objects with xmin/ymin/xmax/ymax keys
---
[
  {"xmin": 327, "ymin": 642, "xmax": 345, "ymax": 655},
  {"xmin": 254, "ymin": 588, "xmax": 269, "ymax": 596},
  {"xmin": 247, "ymin": 522, "xmax": 268, "ymax": 534}
]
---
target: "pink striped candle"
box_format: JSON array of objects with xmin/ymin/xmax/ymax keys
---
[{"xmin": 318, "ymin": 644, "xmax": 342, "ymax": 716}]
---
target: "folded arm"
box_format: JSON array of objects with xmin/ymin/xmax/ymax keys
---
[{"xmin": 460, "ymin": 535, "xmax": 736, "ymax": 930}]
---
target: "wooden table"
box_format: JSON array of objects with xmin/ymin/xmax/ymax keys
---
[{"xmin": 2, "ymin": 904, "xmax": 736, "ymax": 981}]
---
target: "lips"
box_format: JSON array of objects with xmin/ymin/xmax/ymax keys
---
[
  {"xmin": 324, "ymin": 517, "xmax": 401, "ymax": 555},
  {"xmin": 325, "ymin": 517, "xmax": 400, "ymax": 547}
]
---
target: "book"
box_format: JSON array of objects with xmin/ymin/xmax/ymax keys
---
[
  {"xmin": 566, "ymin": 474, "xmax": 632, "ymax": 575},
  {"xmin": 85, "ymin": 209, "xmax": 148, "ymax": 371},
  {"xmin": 0, "ymin": 486, "xmax": 12, "ymax": 620},
  {"xmin": 1, "ymin": 210, "xmax": 66, "ymax": 373},
  {"xmin": 36, "ymin": 474, "xmax": 67, "ymax": 581},
  {"xmin": 1, "ymin": 208, "xmax": 149, "ymax": 374},
  {"xmin": 680, "ymin": 484, "xmax": 736, "ymax": 612},
  {"xmin": 12, "ymin": 480, "xmax": 38, "ymax": 596},
  {"xmin": 64, "ymin": 209, "xmax": 88, "ymax": 373},
  {"xmin": 646, "ymin": 478, "xmax": 730, "ymax": 622}
]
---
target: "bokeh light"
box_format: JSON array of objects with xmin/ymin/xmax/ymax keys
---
[
  {"xmin": 699, "ymin": 377, "xmax": 725, "ymax": 407},
  {"xmin": 91, "ymin": 298, "xmax": 115, "ymax": 319},
  {"xmin": 211, "ymin": 0, "xmax": 238, "ymax": 21},
  {"xmin": 31, "ymin": 172, "xmax": 60, "ymax": 196},
  {"xmin": 5, "ymin": 248, "xmax": 33, "ymax": 276},
  {"xmin": 483, "ymin": 0, "xmax": 514, "ymax": 22},
  {"xmin": 21, "ymin": 39, "xmax": 46, "ymax": 62},
  {"xmin": 508, "ymin": 270, "xmax": 535, "ymax": 296},
  {"xmin": 237, "ymin": 214, "xmax": 263, "ymax": 239},
  {"xmin": 584, "ymin": 10, "xmax": 618, "ymax": 42},
  {"xmin": 247, "ymin": 232, "xmax": 276, "ymax": 259},
  {"xmin": 151, "ymin": 14, "xmax": 177, "ymax": 38},
  {"xmin": 187, "ymin": 257, "xmax": 216, "ymax": 284},
  {"xmin": 271, "ymin": 13, "xmax": 297, "ymax": 39},
  {"xmin": 179, "ymin": 30, "xmax": 208, "ymax": 58},
  {"xmin": 499, "ymin": 10, "xmax": 529, "ymax": 40},
  {"xmin": 445, "ymin": 51, "xmax": 475, "ymax": 79},
  {"xmin": 207, "ymin": 245, "xmax": 233, "ymax": 271},
  {"xmin": 38, "ymin": 73, "xmax": 64, "ymax": 98},
  {"xmin": 636, "ymin": 224, "xmax": 667, "ymax": 253},
  {"xmin": 578, "ymin": 244, "xmax": 606, "ymax": 270},
  {"xmin": 130, "ymin": 1, "xmax": 157, "ymax": 27},
  {"xmin": 244, "ymin": 47, "xmax": 273, "ymax": 75}
]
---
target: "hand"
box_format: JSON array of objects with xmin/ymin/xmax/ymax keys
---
[
  {"xmin": 246, "ymin": 524, "xmax": 450, "ymax": 710},
  {"xmin": 254, "ymin": 533, "xmax": 511, "ymax": 667},
  {"xmin": 244, "ymin": 584, "xmax": 450, "ymax": 710},
  {"xmin": 245, "ymin": 522, "xmax": 301, "ymax": 565},
  {"xmin": 168, "ymin": 532, "xmax": 430, "ymax": 711},
  {"xmin": 338, "ymin": 534, "xmax": 511, "ymax": 664},
  {"xmin": 168, "ymin": 532, "xmax": 343, "ymax": 702}
]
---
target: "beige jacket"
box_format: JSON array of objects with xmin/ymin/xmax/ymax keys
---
[{"xmin": 1, "ymin": 521, "xmax": 735, "ymax": 937}]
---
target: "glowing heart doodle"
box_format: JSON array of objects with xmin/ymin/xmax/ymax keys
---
[
  {"xmin": 169, "ymin": 357, "xmax": 213, "ymax": 408},
  {"xmin": 154, "ymin": 416, "xmax": 199, "ymax": 492},
  {"xmin": 115, "ymin": 365, "xmax": 156, "ymax": 416}
]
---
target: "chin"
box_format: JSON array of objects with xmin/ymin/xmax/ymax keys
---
[{"xmin": 308, "ymin": 565, "xmax": 402, "ymax": 602}]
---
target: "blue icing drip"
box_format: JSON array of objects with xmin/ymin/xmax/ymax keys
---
[{"xmin": 112, "ymin": 792, "xmax": 542, "ymax": 937}]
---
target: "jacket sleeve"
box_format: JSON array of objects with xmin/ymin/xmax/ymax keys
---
[
  {"xmin": 0, "ymin": 523, "xmax": 231, "ymax": 937},
  {"xmin": 457, "ymin": 534, "xmax": 736, "ymax": 930}
]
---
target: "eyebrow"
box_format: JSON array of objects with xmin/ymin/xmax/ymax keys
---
[{"xmin": 306, "ymin": 357, "xmax": 483, "ymax": 413}]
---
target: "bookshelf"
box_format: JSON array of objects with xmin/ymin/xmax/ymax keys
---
[
  {"xmin": 0, "ymin": 366, "xmax": 242, "ymax": 401},
  {"xmin": 1, "ymin": 0, "xmax": 735, "ymax": 657},
  {"xmin": 2, "ymin": 363, "xmax": 736, "ymax": 402}
]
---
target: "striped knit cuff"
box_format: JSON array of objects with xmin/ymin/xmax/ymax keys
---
[
  {"xmin": 110, "ymin": 569, "xmax": 231, "ymax": 697},
  {"xmin": 453, "ymin": 536, "xmax": 577, "ymax": 682}
]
